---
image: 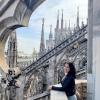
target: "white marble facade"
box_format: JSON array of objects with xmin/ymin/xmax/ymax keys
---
[{"xmin": 88, "ymin": 0, "xmax": 100, "ymax": 100}]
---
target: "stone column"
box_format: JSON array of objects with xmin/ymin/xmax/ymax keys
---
[
  {"xmin": 16, "ymin": 76, "xmax": 26, "ymax": 100},
  {"xmin": 48, "ymin": 59, "xmax": 55, "ymax": 85},
  {"xmin": 0, "ymin": 42, "xmax": 8, "ymax": 73},
  {"xmin": 87, "ymin": 0, "xmax": 94, "ymax": 99},
  {"xmin": 88, "ymin": 0, "xmax": 100, "ymax": 99}
]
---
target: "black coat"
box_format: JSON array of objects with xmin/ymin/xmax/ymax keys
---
[{"xmin": 52, "ymin": 75, "xmax": 76, "ymax": 96}]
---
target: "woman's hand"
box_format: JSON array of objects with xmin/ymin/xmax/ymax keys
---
[{"xmin": 47, "ymin": 85, "xmax": 52, "ymax": 91}]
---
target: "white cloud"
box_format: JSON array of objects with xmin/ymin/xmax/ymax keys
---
[
  {"xmin": 17, "ymin": 37, "xmax": 40, "ymax": 54},
  {"xmin": 29, "ymin": 0, "xmax": 88, "ymax": 39},
  {"xmin": 16, "ymin": 0, "xmax": 88, "ymax": 54}
]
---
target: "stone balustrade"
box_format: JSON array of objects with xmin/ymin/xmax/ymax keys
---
[
  {"xmin": 25, "ymin": 91, "xmax": 50, "ymax": 100},
  {"xmin": 50, "ymin": 90, "xmax": 67, "ymax": 100},
  {"xmin": 26, "ymin": 79, "xmax": 87, "ymax": 100}
]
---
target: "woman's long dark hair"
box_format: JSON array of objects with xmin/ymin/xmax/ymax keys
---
[{"xmin": 64, "ymin": 62, "xmax": 76, "ymax": 78}]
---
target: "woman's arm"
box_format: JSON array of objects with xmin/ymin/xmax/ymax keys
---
[
  {"xmin": 52, "ymin": 85, "xmax": 65, "ymax": 91},
  {"xmin": 52, "ymin": 76, "xmax": 73, "ymax": 91}
]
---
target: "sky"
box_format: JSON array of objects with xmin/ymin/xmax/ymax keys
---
[{"xmin": 16, "ymin": 0, "xmax": 88, "ymax": 55}]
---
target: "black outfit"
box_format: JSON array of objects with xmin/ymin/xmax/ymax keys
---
[{"xmin": 52, "ymin": 75, "xmax": 76, "ymax": 97}]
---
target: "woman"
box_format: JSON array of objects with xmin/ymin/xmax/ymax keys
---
[{"xmin": 49, "ymin": 62, "xmax": 77, "ymax": 100}]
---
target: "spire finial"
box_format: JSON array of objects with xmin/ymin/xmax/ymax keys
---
[
  {"xmin": 57, "ymin": 9, "xmax": 59, "ymax": 20},
  {"xmin": 65, "ymin": 21, "xmax": 67, "ymax": 30},
  {"xmin": 68, "ymin": 20, "xmax": 71, "ymax": 33},
  {"xmin": 81, "ymin": 18, "xmax": 84, "ymax": 28},
  {"xmin": 77, "ymin": 6, "xmax": 80, "ymax": 29},
  {"xmin": 74, "ymin": 24, "xmax": 76, "ymax": 32},
  {"xmin": 56, "ymin": 10, "xmax": 59, "ymax": 29},
  {"xmin": 42, "ymin": 18, "xmax": 44, "ymax": 25},
  {"xmin": 62, "ymin": 9, "xmax": 63, "ymax": 18},
  {"xmin": 61, "ymin": 9, "xmax": 64, "ymax": 29},
  {"xmin": 50, "ymin": 25, "xmax": 52, "ymax": 33},
  {"xmin": 77, "ymin": 6, "xmax": 79, "ymax": 17},
  {"xmin": 69, "ymin": 20, "xmax": 70, "ymax": 28},
  {"xmin": 49, "ymin": 24, "xmax": 53, "ymax": 39}
]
